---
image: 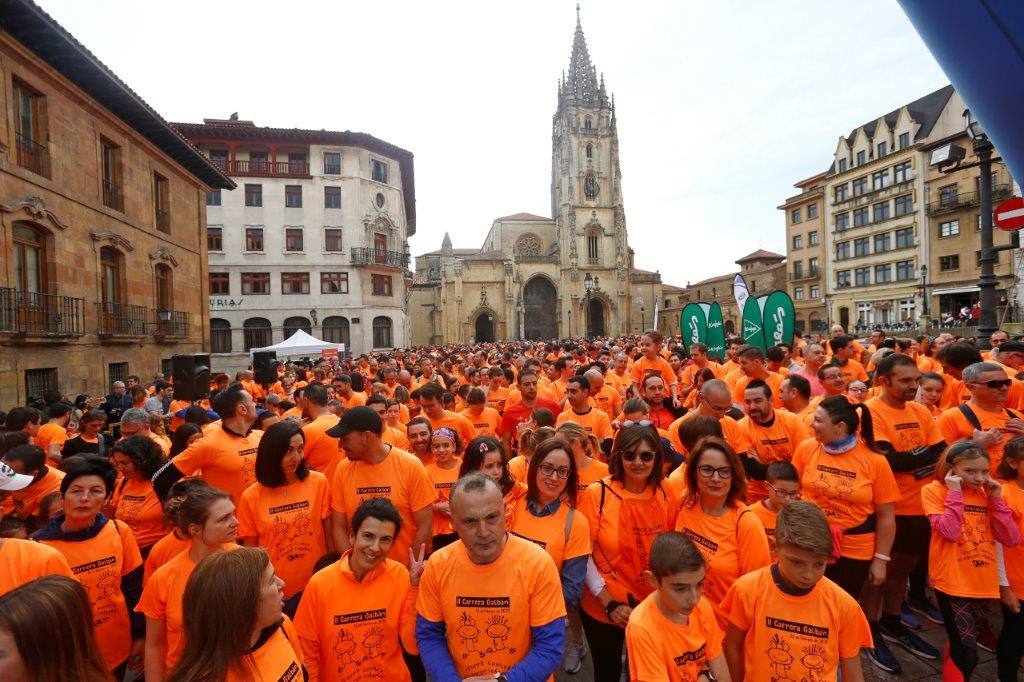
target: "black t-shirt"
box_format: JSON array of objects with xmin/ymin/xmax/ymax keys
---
[{"xmin": 61, "ymin": 434, "xmax": 105, "ymax": 458}]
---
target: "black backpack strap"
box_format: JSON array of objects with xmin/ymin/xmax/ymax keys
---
[{"xmin": 958, "ymin": 403, "xmax": 983, "ymax": 431}]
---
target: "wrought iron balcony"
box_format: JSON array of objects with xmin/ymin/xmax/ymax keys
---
[
  {"xmin": 153, "ymin": 309, "xmax": 189, "ymax": 338},
  {"xmin": 350, "ymin": 247, "xmax": 410, "ymax": 268},
  {"xmin": 96, "ymin": 302, "xmax": 149, "ymax": 336},
  {"xmin": 15, "ymin": 133, "xmax": 50, "ymax": 178},
  {"xmin": 926, "ymin": 185, "xmax": 1013, "ymax": 216},
  {"xmin": 0, "ymin": 288, "xmax": 84, "ymax": 337}
]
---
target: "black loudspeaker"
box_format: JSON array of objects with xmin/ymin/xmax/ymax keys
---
[
  {"xmin": 172, "ymin": 354, "xmax": 211, "ymax": 401},
  {"xmin": 253, "ymin": 350, "xmax": 278, "ymax": 385}
]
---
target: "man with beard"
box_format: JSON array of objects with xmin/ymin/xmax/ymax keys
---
[
  {"xmin": 738, "ymin": 379, "xmax": 809, "ymax": 503},
  {"xmin": 498, "ymin": 371, "xmax": 560, "ymax": 452}
]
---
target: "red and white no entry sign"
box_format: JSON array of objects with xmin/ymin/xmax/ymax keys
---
[{"xmin": 995, "ymin": 196, "xmax": 1024, "ymax": 231}]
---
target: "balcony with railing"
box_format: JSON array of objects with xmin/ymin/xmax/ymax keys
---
[
  {"xmin": 790, "ymin": 268, "xmax": 821, "ymax": 282},
  {"xmin": 350, "ymin": 247, "xmax": 410, "ymax": 268},
  {"xmin": 96, "ymin": 302, "xmax": 149, "ymax": 336},
  {"xmin": 155, "ymin": 208, "xmax": 170, "ymax": 232},
  {"xmin": 209, "ymin": 158, "xmax": 311, "ymax": 179},
  {"xmin": 15, "ymin": 133, "xmax": 50, "ymax": 177},
  {"xmin": 153, "ymin": 309, "xmax": 189, "ymax": 339},
  {"xmin": 926, "ymin": 184, "xmax": 1013, "ymax": 216},
  {"xmin": 0, "ymin": 288, "xmax": 84, "ymax": 337},
  {"xmin": 103, "ymin": 180, "xmax": 124, "ymax": 211}
]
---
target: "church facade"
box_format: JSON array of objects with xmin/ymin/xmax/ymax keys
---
[{"xmin": 409, "ymin": 14, "xmax": 675, "ymax": 345}]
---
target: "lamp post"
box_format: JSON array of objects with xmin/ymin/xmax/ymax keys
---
[
  {"xmin": 920, "ymin": 264, "xmax": 929, "ymax": 331},
  {"xmin": 516, "ymin": 300, "xmax": 524, "ymax": 340},
  {"xmin": 966, "ymin": 110, "xmax": 998, "ymax": 347},
  {"xmin": 568, "ymin": 309, "xmax": 572, "ymax": 338},
  {"xmin": 641, "ymin": 306, "xmax": 646, "ymax": 332},
  {"xmin": 583, "ymin": 273, "xmax": 594, "ymax": 338}
]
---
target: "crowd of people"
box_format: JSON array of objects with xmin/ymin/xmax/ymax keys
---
[{"xmin": 1, "ymin": 323, "xmax": 1024, "ymax": 680}]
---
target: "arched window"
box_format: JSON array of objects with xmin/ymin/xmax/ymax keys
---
[
  {"xmin": 372, "ymin": 316, "xmax": 393, "ymax": 348},
  {"xmin": 283, "ymin": 316, "xmax": 311, "ymax": 338},
  {"xmin": 210, "ymin": 318, "xmax": 232, "ymax": 353},
  {"xmin": 584, "ymin": 116, "xmax": 592, "ymax": 130},
  {"xmin": 585, "ymin": 144, "xmax": 593, "ymax": 159},
  {"xmin": 587, "ymin": 233, "xmax": 599, "ymax": 263},
  {"xmin": 243, "ymin": 317, "xmax": 272, "ymax": 351},
  {"xmin": 154, "ymin": 264, "xmax": 172, "ymax": 311},
  {"xmin": 12, "ymin": 222, "xmax": 46, "ymax": 293},
  {"xmin": 584, "ymin": 172, "xmax": 599, "ymax": 199},
  {"xmin": 321, "ymin": 316, "xmax": 350, "ymax": 347},
  {"xmin": 100, "ymin": 247, "xmax": 122, "ymax": 304}
]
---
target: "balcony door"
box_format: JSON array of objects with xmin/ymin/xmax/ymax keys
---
[{"xmin": 374, "ymin": 233, "xmax": 388, "ymax": 264}]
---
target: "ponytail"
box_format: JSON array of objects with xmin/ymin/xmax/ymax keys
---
[
  {"xmin": 819, "ymin": 395, "xmax": 878, "ymax": 452},
  {"xmin": 853, "ymin": 402, "xmax": 877, "ymax": 452}
]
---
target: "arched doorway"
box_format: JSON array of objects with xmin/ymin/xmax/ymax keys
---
[
  {"xmin": 474, "ymin": 312, "xmax": 495, "ymax": 342},
  {"xmin": 586, "ymin": 298, "xmax": 605, "ymax": 338},
  {"xmin": 523, "ymin": 277, "xmax": 557, "ymax": 339}
]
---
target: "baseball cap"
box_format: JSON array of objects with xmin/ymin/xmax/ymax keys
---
[
  {"xmin": 326, "ymin": 406, "xmax": 383, "ymax": 438},
  {"xmin": 998, "ymin": 341, "xmax": 1024, "ymax": 354},
  {"xmin": 0, "ymin": 461, "xmax": 34, "ymax": 492}
]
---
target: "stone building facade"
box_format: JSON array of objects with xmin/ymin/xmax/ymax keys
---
[
  {"xmin": 0, "ymin": 0, "xmax": 231, "ymax": 406},
  {"xmin": 780, "ymin": 173, "xmax": 827, "ymax": 333},
  {"xmin": 410, "ymin": 14, "xmax": 682, "ymax": 344}
]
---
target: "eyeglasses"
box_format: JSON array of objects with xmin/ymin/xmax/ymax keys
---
[
  {"xmin": 970, "ymin": 379, "xmax": 1013, "ymax": 389},
  {"xmin": 538, "ymin": 464, "xmax": 570, "ymax": 480},
  {"xmin": 769, "ymin": 486, "xmax": 802, "ymax": 500},
  {"xmin": 621, "ymin": 419, "xmax": 653, "ymax": 428},
  {"xmin": 696, "ymin": 465, "xmax": 733, "ymax": 479},
  {"xmin": 705, "ymin": 401, "xmax": 732, "ymax": 412},
  {"xmin": 619, "ymin": 450, "xmax": 656, "ymax": 463}
]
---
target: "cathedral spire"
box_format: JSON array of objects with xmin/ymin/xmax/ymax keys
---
[{"xmin": 565, "ymin": 6, "xmax": 600, "ymax": 106}]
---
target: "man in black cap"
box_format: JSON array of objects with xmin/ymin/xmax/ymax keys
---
[
  {"xmin": 326, "ymin": 406, "xmax": 434, "ymax": 568},
  {"xmin": 991, "ymin": 340, "xmax": 1024, "ymax": 381}
]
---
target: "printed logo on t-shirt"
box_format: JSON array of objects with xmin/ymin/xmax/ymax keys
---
[
  {"xmin": 760, "ymin": 437, "xmax": 791, "ymax": 447},
  {"xmin": 277, "ymin": 662, "xmax": 302, "ymax": 682},
  {"xmin": 331, "ymin": 608, "xmax": 389, "ymax": 675},
  {"xmin": 451, "ymin": 607, "xmax": 516, "ymax": 674},
  {"xmin": 680, "ymin": 529, "xmax": 719, "ymax": 553},
  {"xmin": 269, "ymin": 500, "xmax": 309, "ymax": 515},
  {"xmin": 673, "ymin": 643, "xmax": 707, "ymax": 666},
  {"xmin": 959, "ymin": 504, "xmax": 994, "ymax": 568},
  {"xmin": 72, "ymin": 555, "xmax": 117, "ymax": 574},
  {"xmin": 764, "ymin": 624, "xmax": 831, "ymax": 681},
  {"xmin": 72, "ymin": 556, "xmax": 120, "ymax": 627},
  {"xmin": 510, "ymin": 530, "xmax": 548, "ymax": 549},
  {"xmin": 333, "ymin": 609, "xmax": 387, "ymax": 625},
  {"xmin": 356, "ymin": 486, "xmax": 392, "ymax": 496}
]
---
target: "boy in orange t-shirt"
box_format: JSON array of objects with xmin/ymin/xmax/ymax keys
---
[
  {"xmin": 749, "ymin": 461, "xmax": 801, "ymax": 558},
  {"xmin": 722, "ymin": 501, "xmax": 872, "ymax": 682},
  {"xmin": 631, "ymin": 331, "xmax": 680, "ymax": 408},
  {"xmin": 625, "ymin": 532, "xmax": 729, "ymax": 682}
]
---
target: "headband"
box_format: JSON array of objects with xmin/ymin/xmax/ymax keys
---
[
  {"xmin": 432, "ymin": 427, "xmax": 457, "ymax": 442},
  {"xmin": 945, "ymin": 439, "xmax": 987, "ymax": 464}
]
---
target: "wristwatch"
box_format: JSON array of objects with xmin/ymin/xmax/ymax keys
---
[
  {"xmin": 697, "ymin": 670, "xmax": 716, "ymax": 682},
  {"xmin": 604, "ymin": 600, "xmax": 626, "ymax": 619}
]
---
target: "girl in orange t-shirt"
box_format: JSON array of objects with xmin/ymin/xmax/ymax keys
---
[
  {"xmin": 922, "ymin": 441, "xmax": 1021, "ymax": 679},
  {"xmin": 673, "ymin": 437, "xmax": 771, "ymax": 627},
  {"xmin": 137, "ymin": 482, "xmax": 240, "ymax": 679},
  {"xmin": 424, "ymin": 427, "xmax": 462, "ymax": 548},
  {"xmin": 236, "ymin": 420, "xmax": 330, "ymax": 603},
  {"xmin": 791, "ymin": 395, "xmax": 898, "ymax": 601},
  {"xmin": 111, "ymin": 436, "xmax": 169, "ymax": 555},
  {"xmin": 166, "ymin": 547, "xmax": 303, "ymax": 682},
  {"xmin": 916, "ymin": 371, "xmax": 945, "ymax": 420},
  {"xmin": 995, "ymin": 438, "xmax": 1024, "ymax": 679},
  {"xmin": 458, "ymin": 435, "xmax": 527, "ymax": 528}
]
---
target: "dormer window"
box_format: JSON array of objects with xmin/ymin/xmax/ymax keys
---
[{"xmin": 838, "ymin": 158, "xmax": 848, "ymax": 173}]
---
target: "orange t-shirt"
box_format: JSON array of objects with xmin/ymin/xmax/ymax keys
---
[
  {"xmin": 578, "ymin": 478, "xmax": 680, "ymax": 624},
  {"xmin": 0, "ymin": 538, "xmax": 73, "ymax": 595},
  {"xmin": 331, "ymin": 447, "xmax": 435, "ymax": 566},
  {"xmin": 112, "ymin": 477, "xmax": 165, "ymax": 550},
  {"xmin": 460, "ymin": 407, "xmax": 501, "ymax": 437},
  {"xmin": 170, "ymin": 424, "xmax": 264, "ymax": 502},
  {"xmin": 737, "ymin": 411, "xmax": 810, "ymax": 503},
  {"xmin": 720, "ymin": 566, "xmax": 872, "ymax": 681},
  {"xmin": 999, "ymin": 482, "xmax": 1024, "ymax": 600},
  {"xmin": 866, "ymin": 397, "xmax": 944, "ymax": 515},
  {"xmin": 340, "ymin": 392, "xmax": 367, "ymax": 409},
  {"xmin": 667, "ymin": 414, "xmax": 752, "ymax": 459},
  {"xmin": 40, "ymin": 519, "xmax": 143, "ymax": 670},
  {"xmin": 834, "ymin": 359, "xmax": 869, "ymax": 385},
  {"xmin": 507, "ymin": 455, "xmax": 528, "ymax": 483},
  {"xmin": 938, "ymin": 376, "xmax": 970, "ymax": 410},
  {"xmin": 416, "ymin": 535, "xmax": 567, "ymax": 680},
  {"xmin": 143, "ymin": 532, "xmax": 189, "ymax": 585},
  {"xmin": 555, "ymin": 407, "xmax": 614, "ymax": 441},
  {"xmin": 293, "ymin": 553, "xmax": 417, "ymax": 681},
  {"xmin": 136, "ymin": 542, "xmax": 241, "ymax": 669},
  {"xmin": 625, "ymin": 595, "xmax": 723, "ymax": 682},
  {"xmin": 921, "ymin": 482, "xmax": 1000, "ymax": 598},
  {"xmin": 673, "ymin": 502, "xmax": 771, "ymax": 625},
  {"xmin": 424, "ymin": 460, "xmax": 460, "ymax": 536},
  {"xmin": 167, "ymin": 399, "xmax": 191, "ymax": 433},
  {"xmin": 631, "ymin": 356, "xmax": 678, "ymax": 389},
  {"xmin": 35, "ymin": 422, "xmax": 68, "ymax": 467},
  {"xmin": 2, "ymin": 466, "xmax": 64, "ymax": 520},
  {"xmin": 592, "ymin": 384, "xmax": 623, "ymax": 421},
  {"xmin": 225, "ymin": 616, "xmax": 304, "ymax": 682},
  {"xmin": 425, "ymin": 411, "xmax": 476, "ymax": 450},
  {"xmin": 938, "ymin": 403, "xmax": 1019, "ymax": 473},
  {"xmin": 917, "ymin": 355, "xmax": 943, "ymax": 374},
  {"xmin": 681, "ymin": 362, "xmax": 723, "ymax": 388},
  {"xmin": 576, "ymin": 458, "xmax": 610, "ymax": 497},
  {"xmin": 791, "ymin": 440, "xmax": 899, "ymax": 560},
  {"xmin": 749, "ymin": 500, "xmax": 779, "ymax": 557},
  {"xmin": 237, "ymin": 472, "xmax": 331, "ymax": 598},
  {"xmin": 302, "ymin": 413, "xmax": 342, "ymax": 479},
  {"xmin": 382, "ymin": 426, "xmax": 411, "ymax": 451},
  {"xmin": 606, "ymin": 369, "xmax": 633, "ymax": 395},
  {"xmin": 731, "ymin": 372, "xmax": 786, "ymax": 409},
  {"xmin": 509, "ymin": 497, "xmax": 591, "ymax": 571},
  {"xmin": 486, "ymin": 386, "xmax": 510, "ymax": 413}
]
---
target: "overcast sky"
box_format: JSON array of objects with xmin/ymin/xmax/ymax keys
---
[{"xmin": 43, "ymin": 0, "xmax": 949, "ymax": 285}]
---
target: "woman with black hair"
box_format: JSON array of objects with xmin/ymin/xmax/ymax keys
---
[
  {"xmin": 458, "ymin": 435, "xmax": 526, "ymax": 525},
  {"xmin": 236, "ymin": 419, "xmax": 330, "ymax": 613},
  {"xmin": 111, "ymin": 436, "xmax": 168, "ymax": 555},
  {"xmin": 61, "ymin": 409, "xmax": 108, "ymax": 459},
  {"xmin": 35, "ymin": 456, "xmax": 144, "ymax": 677},
  {"xmin": 167, "ymin": 423, "xmax": 202, "ymax": 459}
]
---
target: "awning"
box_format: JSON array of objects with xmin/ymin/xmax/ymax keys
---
[{"xmin": 249, "ymin": 329, "xmax": 345, "ymax": 357}]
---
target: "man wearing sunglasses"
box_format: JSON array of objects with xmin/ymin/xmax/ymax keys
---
[
  {"xmin": 667, "ymin": 379, "xmax": 753, "ymax": 459},
  {"xmin": 938, "ymin": 362, "xmax": 1024, "ymax": 474}
]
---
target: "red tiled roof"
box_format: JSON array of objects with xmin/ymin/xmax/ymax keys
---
[{"xmin": 735, "ymin": 249, "xmax": 785, "ymax": 264}]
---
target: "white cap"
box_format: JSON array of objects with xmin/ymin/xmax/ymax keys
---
[{"xmin": 0, "ymin": 462, "xmax": 34, "ymax": 492}]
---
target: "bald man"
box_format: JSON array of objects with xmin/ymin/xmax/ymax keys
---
[
  {"xmin": 667, "ymin": 380, "xmax": 753, "ymax": 458},
  {"xmin": 795, "ymin": 344, "xmax": 827, "ymax": 397},
  {"xmin": 585, "ymin": 368, "xmax": 622, "ymax": 421}
]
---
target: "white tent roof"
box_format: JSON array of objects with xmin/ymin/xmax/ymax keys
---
[{"xmin": 249, "ymin": 329, "xmax": 345, "ymax": 357}]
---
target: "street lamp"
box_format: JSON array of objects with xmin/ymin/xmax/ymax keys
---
[
  {"xmin": 965, "ymin": 109, "xmax": 998, "ymax": 347},
  {"xmin": 515, "ymin": 300, "xmax": 524, "ymax": 340},
  {"xmin": 567, "ymin": 309, "xmax": 572, "ymax": 338},
  {"xmin": 920, "ymin": 264, "xmax": 929, "ymax": 326},
  {"xmin": 583, "ymin": 273, "xmax": 594, "ymax": 337},
  {"xmin": 641, "ymin": 305, "xmax": 646, "ymax": 331}
]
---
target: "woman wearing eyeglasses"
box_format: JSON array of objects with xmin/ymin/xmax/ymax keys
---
[
  {"xmin": 578, "ymin": 423, "xmax": 680, "ymax": 680},
  {"xmin": 509, "ymin": 436, "xmax": 592, "ymax": 674},
  {"xmin": 674, "ymin": 436, "xmax": 771, "ymax": 627}
]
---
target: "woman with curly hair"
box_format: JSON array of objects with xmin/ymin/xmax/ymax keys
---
[{"xmin": 111, "ymin": 436, "xmax": 168, "ymax": 556}]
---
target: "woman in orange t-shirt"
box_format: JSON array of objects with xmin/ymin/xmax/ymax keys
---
[
  {"xmin": 674, "ymin": 437, "xmax": 771, "ymax": 626},
  {"xmin": 137, "ymin": 481, "xmax": 239, "ymax": 680},
  {"xmin": 556, "ymin": 422, "xmax": 611, "ymax": 495},
  {"xmin": 167, "ymin": 547, "xmax": 303, "ymax": 682},
  {"xmin": 237, "ymin": 420, "xmax": 330, "ymax": 605},
  {"xmin": 111, "ymin": 436, "xmax": 169, "ymax": 555},
  {"xmin": 578, "ymin": 424, "xmax": 680, "ymax": 680},
  {"xmin": 459, "ymin": 435, "xmax": 527, "ymax": 527},
  {"xmin": 916, "ymin": 371, "xmax": 945, "ymax": 420},
  {"xmin": 424, "ymin": 427, "xmax": 462, "ymax": 549},
  {"xmin": 35, "ymin": 456, "xmax": 144, "ymax": 676},
  {"xmin": 923, "ymin": 441, "xmax": 1021, "ymax": 679},
  {"xmin": 791, "ymin": 395, "xmax": 898, "ymax": 601}
]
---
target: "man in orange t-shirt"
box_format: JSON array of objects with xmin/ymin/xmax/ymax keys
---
[
  {"xmin": 829, "ymin": 335, "xmax": 869, "ymax": 385},
  {"xmin": 333, "ymin": 374, "xmax": 367, "ymax": 409},
  {"xmin": 300, "ymin": 383, "xmax": 342, "ymax": 478},
  {"xmin": 329, "ymin": 407, "xmax": 434, "ymax": 567},
  {"xmin": 584, "ymin": 368, "xmax": 622, "ymax": 422},
  {"xmin": 938, "ymin": 361, "xmax": 1024, "ymax": 473},
  {"xmin": 730, "ymin": 346, "xmax": 785, "ymax": 408},
  {"xmin": 680, "ymin": 343, "xmax": 723, "ymax": 398},
  {"xmin": 738, "ymin": 379, "xmax": 809, "ymax": 503},
  {"xmin": 1, "ymin": 444, "xmax": 65, "ymax": 523},
  {"xmin": 416, "ymin": 473, "xmax": 566, "ymax": 681},
  {"xmin": 34, "ymin": 402, "xmax": 71, "ymax": 467},
  {"xmin": 460, "ymin": 388, "xmax": 500, "ymax": 437},
  {"xmin": 418, "ymin": 383, "xmax": 476, "ymax": 447},
  {"xmin": 555, "ymin": 375, "xmax": 614, "ymax": 444},
  {"xmin": 668, "ymin": 380, "xmax": 753, "ymax": 458}
]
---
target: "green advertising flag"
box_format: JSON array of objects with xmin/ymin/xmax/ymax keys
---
[
  {"xmin": 741, "ymin": 296, "xmax": 767, "ymax": 352},
  {"xmin": 706, "ymin": 302, "xmax": 726, "ymax": 359},
  {"xmin": 761, "ymin": 290, "xmax": 796, "ymax": 348},
  {"xmin": 680, "ymin": 303, "xmax": 708, "ymax": 346}
]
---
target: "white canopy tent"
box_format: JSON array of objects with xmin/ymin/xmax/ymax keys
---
[{"xmin": 249, "ymin": 329, "xmax": 345, "ymax": 357}]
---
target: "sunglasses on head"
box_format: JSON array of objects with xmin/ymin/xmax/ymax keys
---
[
  {"xmin": 970, "ymin": 378, "xmax": 1013, "ymax": 389},
  {"xmin": 621, "ymin": 419, "xmax": 653, "ymax": 428},
  {"xmin": 618, "ymin": 449, "xmax": 656, "ymax": 463}
]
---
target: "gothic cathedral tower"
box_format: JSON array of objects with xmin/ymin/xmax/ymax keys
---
[{"xmin": 551, "ymin": 9, "xmax": 629, "ymax": 336}]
